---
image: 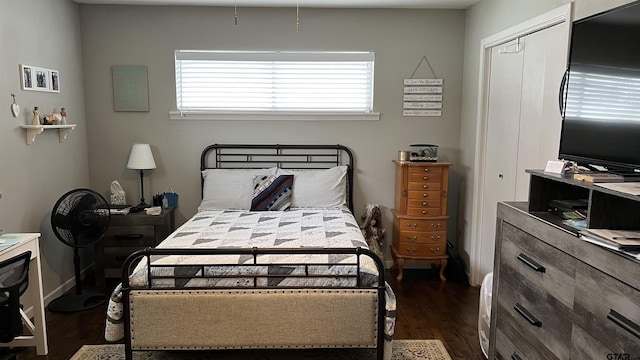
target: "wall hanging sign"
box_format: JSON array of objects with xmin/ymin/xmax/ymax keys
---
[
  {"xmin": 112, "ymin": 65, "xmax": 149, "ymax": 112},
  {"xmin": 20, "ymin": 64, "xmax": 60, "ymax": 93},
  {"xmin": 403, "ymin": 56, "xmax": 443, "ymax": 117}
]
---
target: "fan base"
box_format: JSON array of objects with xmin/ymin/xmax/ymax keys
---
[{"xmin": 47, "ymin": 291, "xmax": 107, "ymax": 313}]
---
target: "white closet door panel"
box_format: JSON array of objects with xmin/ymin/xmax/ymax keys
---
[
  {"xmin": 516, "ymin": 23, "xmax": 568, "ymax": 200},
  {"xmin": 479, "ymin": 40, "xmax": 524, "ymax": 277}
]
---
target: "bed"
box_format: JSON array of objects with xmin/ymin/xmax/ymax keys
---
[{"xmin": 104, "ymin": 144, "xmax": 396, "ymax": 360}]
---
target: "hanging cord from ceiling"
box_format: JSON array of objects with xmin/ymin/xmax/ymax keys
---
[
  {"xmin": 234, "ymin": 0, "xmax": 238, "ymax": 26},
  {"xmin": 296, "ymin": 0, "xmax": 300, "ymax": 32}
]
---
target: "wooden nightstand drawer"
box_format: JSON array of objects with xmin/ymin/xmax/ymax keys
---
[
  {"xmin": 95, "ymin": 209, "xmax": 175, "ymax": 282},
  {"xmin": 398, "ymin": 230, "xmax": 446, "ymax": 244},
  {"xmin": 573, "ymin": 262, "xmax": 640, "ymax": 356},
  {"xmin": 406, "ymin": 207, "xmax": 443, "ymax": 217},
  {"xmin": 103, "ymin": 225, "xmax": 155, "ymax": 247},
  {"xmin": 408, "ymin": 166, "xmax": 442, "ymax": 177}
]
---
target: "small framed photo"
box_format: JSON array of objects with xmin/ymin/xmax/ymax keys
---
[
  {"xmin": 20, "ymin": 64, "xmax": 33, "ymax": 90},
  {"xmin": 19, "ymin": 64, "xmax": 59, "ymax": 93},
  {"xmin": 50, "ymin": 70, "xmax": 60, "ymax": 92},
  {"xmin": 34, "ymin": 68, "xmax": 50, "ymax": 91}
]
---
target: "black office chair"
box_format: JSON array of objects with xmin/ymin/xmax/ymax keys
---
[{"xmin": 0, "ymin": 251, "xmax": 31, "ymax": 344}]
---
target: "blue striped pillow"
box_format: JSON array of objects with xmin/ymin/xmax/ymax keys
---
[{"xmin": 251, "ymin": 175, "xmax": 293, "ymax": 211}]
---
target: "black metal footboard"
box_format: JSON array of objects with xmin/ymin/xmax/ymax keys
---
[{"xmin": 121, "ymin": 247, "xmax": 386, "ymax": 360}]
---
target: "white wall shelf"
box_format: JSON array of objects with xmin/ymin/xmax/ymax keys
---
[{"xmin": 19, "ymin": 125, "xmax": 76, "ymax": 145}]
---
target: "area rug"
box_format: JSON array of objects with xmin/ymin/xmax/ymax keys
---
[{"xmin": 70, "ymin": 340, "xmax": 451, "ymax": 360}]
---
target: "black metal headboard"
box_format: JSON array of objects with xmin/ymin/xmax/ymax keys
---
[{"xmin": 200, "ymin": 144, "xmax": 354, "ymax": 212}]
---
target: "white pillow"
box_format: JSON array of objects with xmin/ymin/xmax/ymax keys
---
[
  {"xmin": 276, "ymin": 166, "xmax": 347, "ymax": 208},
  {"xmin": 199, "ymin": 168, "xmax": 277, "ymax": 211}
]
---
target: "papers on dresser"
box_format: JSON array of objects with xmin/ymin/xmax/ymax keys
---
[
  {"xmin": 594, "ymin": 182, "xmax": 640, "ymax": 196},
  {"xmin": 579, "ymin": 229, "xmax": 640, "ymax": 260}
]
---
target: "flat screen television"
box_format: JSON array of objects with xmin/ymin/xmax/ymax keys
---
[{"xmin": 559, "ymin": 0, "xmax": 640, "ymax": 175}]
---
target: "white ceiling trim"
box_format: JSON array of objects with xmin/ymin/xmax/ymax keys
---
[{"xmin": 73, "ymin": 0, "xmax": 480, "ymax": 9}]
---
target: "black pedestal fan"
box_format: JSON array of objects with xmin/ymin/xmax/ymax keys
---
[{"xmin": 49, "ymin": 188, "xmax": 110, "ymax": 312}]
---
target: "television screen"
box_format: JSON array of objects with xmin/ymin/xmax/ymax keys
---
[{"xmin": 559, "ymin": 0, "xmax": 640, "ymax": 174}]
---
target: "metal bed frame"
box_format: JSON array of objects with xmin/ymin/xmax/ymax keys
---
[{"xmin": 120, "ymin": 144, "xmax": 389, "ymax": 360}]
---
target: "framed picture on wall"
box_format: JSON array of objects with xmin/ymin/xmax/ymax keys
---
[
  {"xmin": 112, "ymin": 65, "xmax": 150, "ymax": 111},
  {"xmin": 19, "ymin": 64, "xmax": 60, "ymax": 93},
  {"xmin": 20, "ymin": 64, "xmax": 33, "ymax": 90},
  {"xmin": 34, "ymin": 68, "xmax": 50, "ymax": 91},
  {"xmin": 51, "ymin": 70, "xmax": 60, "ymax": 92}
]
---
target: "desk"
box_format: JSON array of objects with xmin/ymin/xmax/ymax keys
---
[{"xmin": 0, "ymin": 233, "xmax": 48, "ymax": 355}]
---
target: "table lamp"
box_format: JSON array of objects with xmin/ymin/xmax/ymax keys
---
[{"xmin": 127, "ymin": 143, "xmax": 156, "ymax": 210}]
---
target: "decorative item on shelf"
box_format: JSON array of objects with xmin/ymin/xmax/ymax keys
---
[
  {"xmin": 410, "ymin": 144, "xmax": 438, "ymax": 162},
  {"xmin": 32, "ymin": 106, "xmax": 40, "ymax": 125},
  {"xmin": 10, "ymin": 93, "xmax": 20, "ymax": 117},
  {"xmin": 110, "ymin": 180, "xmax": 126, "ymax": 205},
  {"xmin": 42, "ymin": 112, "xmax": 61, "ymax": 125},
  {"xmin": 398, "ymin": 150, "xmax": 410, "ymax": 161},
  {"xmin": 127, "ymin": 144, "xmax": 156, "ymax": 211},
  {"xmin": 60, "ymin": 107, "xmax": 67, "ymax": 125}
]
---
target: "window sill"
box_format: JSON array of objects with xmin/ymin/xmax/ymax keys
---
[{"xmin": 169, "ymin": 111, "xmax": 381, "ymax": 121}]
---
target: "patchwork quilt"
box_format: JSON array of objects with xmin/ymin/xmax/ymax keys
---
[{"xmin": 105, "ymin": 208, "xmax": 396, "ymax": 342}]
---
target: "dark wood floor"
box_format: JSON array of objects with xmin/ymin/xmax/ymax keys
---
[{"xmin": 11, "ymin": 268, "xmax": 484, "ymax": 360}]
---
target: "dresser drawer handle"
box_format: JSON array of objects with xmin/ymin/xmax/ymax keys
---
[
  {"xmin": 114, "ymin": 234, "xmax": 144, "ymax": 240},
  {"xmin": 406, "ymin": 248, "xmax": 417, "ymax": 255},
  {"xmin": 422, "ymin": 201, "xmax": 427, "ymax": 206},
  {"xmin": 423, "ymin": 176, "xmax": 428, "ymax": 180},
  {"xmin": 406, "ymin": 222, "xmax": 418, "ymax": 229},
  {"xmin": 607, "ymin": 309, "xmax": 640, "ymax": 340},
  {"xmin": 430, "ymin": 235, "xmax": 441, "ymax": 241},
  {"xmin": 423, "ymin": 193, "xmax": 428, "ymax": 198},
  {"xmin": 406, "ymin": 236, "xmax": 418, "ymax": 242},
  {"xmin": 430, "ymin": 247, "xmax": 440, "ymax": 253},
  {"xmin": 422, "ymin": 210, "xmax": 427, "ymax": 214},
  {"xmin": 423, "ymin": 168, "xmax": 430, "ymax": 172},
  {"xmin": 514, "ymin": 303, "xmax": 542, "ymax": 327},
  {"xmin": 511, "ymin": 353, "xmax": 523, "ymax": 360},
  {"xmin": 431, "ymin": 223, "xmax": 441, "ymax": 229},
  {"xmin": 517, "ymin": 253, "xmax": 546, "ymax": 273}
]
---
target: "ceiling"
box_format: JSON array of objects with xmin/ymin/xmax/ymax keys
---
[{"xmin": 72, "ymin": 0, "xmax": 480, "ymax": 9}]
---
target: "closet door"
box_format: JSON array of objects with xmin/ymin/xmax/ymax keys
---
[
  {"xmin": 478, "ymin": 23, "xmax": 568, "ymax": 279},
  {"xmin": 479, "ymin": 39, "xmax": 524, "ymax": 278}
]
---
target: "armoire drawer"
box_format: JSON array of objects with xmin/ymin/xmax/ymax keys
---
[
  {"xmin": 395, "ymin": 218, "xmax": 447, "ymax": 231},
  {"xmin": 407, "ymin": 190, "xmax": 441, "ymax": 200},
  {"xmin": 395, "ymin": 243, "xmax": 446, "ymax": 257},
  {"xmin": 497, "ymin": 274, "xmax": 572, "ymax": 360},
  {"xmin": 397, "ymin": 230, "xmax": 446, "ymax": 244},
  {"xmin": 573, "ymin": 261, "xmax": 640, "ymax": 357},
  {"xmin": 500, "ymin": 222, "xmax": 576, "ymax": 308},
  {"xmin": 407, "ymin": 182, "xmax": 442, "ymax": 191}
]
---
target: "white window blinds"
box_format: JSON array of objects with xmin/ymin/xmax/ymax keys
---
[{"xmin": 175, "ymin": 50, "xmax": 375, "ymax": 113}]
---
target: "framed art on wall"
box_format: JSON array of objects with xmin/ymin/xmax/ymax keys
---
[
  {"xmin": 20, "ymin": 64, "xmax": 59, "ymax": 93},
  {"xmin": 112, "ymin": 65, "xmax": 149, "ymax": 112}
]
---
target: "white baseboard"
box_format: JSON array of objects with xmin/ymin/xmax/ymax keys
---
[{"xmin": 21, "ymin": 264, "xmax": 93, "ymax": 319}]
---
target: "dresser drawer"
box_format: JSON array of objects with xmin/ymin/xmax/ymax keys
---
[
  {"xmin": 398, "ymin": 230, "xmax": 446, "ymax": 244},
  {"xmin": 500, "ymin": 222, "xmax": 575, "ymax": 308},
  {"xmin": 103, "ymin": 225, "xmax": 155, "ymax": 247},
  {"xmin": 497, "ymin": 274, "xmax": 572, "ymax": 359},
  {"xmin": 406, "ymin": 208, "xmax": 444, "ymax": 217},
  {"xmin": 407, "ymin": 198, "xmax": 441, "ymax": 208},
  {"xmin": 573, "ymin": 261, "xmax": 640, "ymax": 357},
  {"xmin": 396, "ymin": 218, "xmax": 447, "ymax": 231},
  {"xmin": 395, "ymin": 243, "xmax": 445, "ymax": 257},
  {"xmin": 495, "ymin": 310, "xmax": 559, "ymax": 360}
]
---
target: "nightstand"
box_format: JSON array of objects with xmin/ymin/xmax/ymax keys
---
[{"xmin": 95, "ymin": 208, "xmax": 175, "ymax": 283}]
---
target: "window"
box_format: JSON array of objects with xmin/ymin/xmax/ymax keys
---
[{"xmin": 172, "ymin": 50, "xmax": 378, "ymax": 120}]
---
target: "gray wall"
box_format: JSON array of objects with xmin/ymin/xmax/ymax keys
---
[
  {"xmin": 457, "ymin": 0, "xmax": 637, "ymax": 280},
  {"xmin": 79, "ymin": 5, "xmax": 467, "ymax": 258},
  {"xmin": 0, "ymin": 0, "xmax": 90, "ymax": 305}
]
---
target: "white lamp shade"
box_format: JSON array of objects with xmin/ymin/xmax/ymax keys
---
[{"xmin": 127, "ymin": 143, "xmax": 156, "ymax": 170}]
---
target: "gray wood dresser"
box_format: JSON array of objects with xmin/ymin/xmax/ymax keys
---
[{"xmin": 489, "ymin": 170, "xmax": 640, "ymax": 360}]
